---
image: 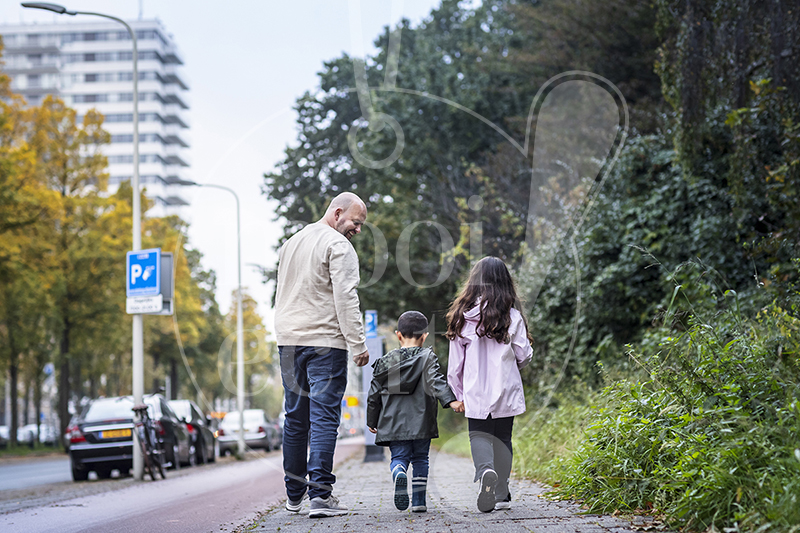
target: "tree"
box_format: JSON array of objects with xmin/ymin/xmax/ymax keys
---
[
  {"xmin": 264, "ymin": 0, "xmax": 535, "ymax": 328},
  {"xmin": 656, "ymin": 0, "xmax": 800, "ymax": 289},
  {"xmin": 27, "ymin": 95, "xmax": 130, "ymax": 440},
  {"xmin": 0, "ymin": 41, "xmax": 60, "ymax": 446},
  {"xmin": 142, "ymin": 214, "xmax": 207, "ymax": 400},
  {"xmin": 222, "ymin": 290, "xmax": 277, "ymax": 413}
]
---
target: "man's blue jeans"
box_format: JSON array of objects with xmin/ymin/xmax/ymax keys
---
[{"xmin": 280, "ymin": 346, "xmax": 348, "ymax": 500}]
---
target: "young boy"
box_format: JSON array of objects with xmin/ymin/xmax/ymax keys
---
[{"xmin": 367, "ymin": 311, "xmax": 463, "ymax": 512}]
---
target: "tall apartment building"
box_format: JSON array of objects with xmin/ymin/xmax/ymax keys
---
[{"xmin": 0, "ymin": 19, "xmax": 191, "ymax": 214}]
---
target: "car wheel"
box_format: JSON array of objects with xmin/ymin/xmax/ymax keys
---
[
  {"xmin": 197, "ymin": 439, "xmax": 207, "ymax": 465},
  {"xmin": 71, "ymin": 461, "xmax": 89, "ymax": 482},
  {"xmin": 188, "ymin": 444, "xmax": 197, "ymax": 467},
  {"xmin": 171, "ymin": 444, "xmax": 181, "ymax": 470},
  {"xmin": 210, "ymin": 440, "xmax": 218, "ymax": 463}
]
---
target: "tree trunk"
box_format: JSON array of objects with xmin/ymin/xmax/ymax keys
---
[
  {"xmin": 9, "ymin": 360, "xmax": 18, "ymax": 448},
  {"xmin": 35, "ymin": 371, "xmax": 42, "ymax": 445},
  {"xmin": 23, "ymin": 378, "xmax": 32, "ymax": 426},
  {"xmin": 170, "ymin": 359, "xmax": 178, "ymax": 400},
  {"xmin": 152, "ymin": 353, "xmax": 161, "ymax": 395},
  {"xmin": 6, "ymin": 321, "xmax": 20, "ymax": 448},
  {"xmin": 58, "ymin": 322, "xmax": 71, "ymax": 449},
  {"xmin": 72, "ymin": 358, "xmax": 82, "ymax": 401}
]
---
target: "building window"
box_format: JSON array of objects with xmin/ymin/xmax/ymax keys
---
[
  {"xmin": 85, "ymin": 73, "xmax": 98, "ymax": 82},
  {"xmin": 105, "ymin": 114, "xmax": 134, "ymax": 123},
  {"xmin": 27, "ymin": 74, "xmax": 41, "ymax": 87},
  {"xmin": 73, "ymin": 94, "xmax": 108, "ymax": 103}
]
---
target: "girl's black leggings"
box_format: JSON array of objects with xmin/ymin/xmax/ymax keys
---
[{"xmin": 467, "ymin": 415, "xmax": 514, "ymax": 501}]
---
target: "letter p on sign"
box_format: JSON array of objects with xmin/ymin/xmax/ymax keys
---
[{"xmin": 131, "ymin": 264, "xmax": 143, "ymax": 284}]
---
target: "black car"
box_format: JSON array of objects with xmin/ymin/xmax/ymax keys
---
[
  {"xmin": 169, "ymin": 399, "xmax": 216, "ymax": 465},
  {"xmin": 67, "ymin": 394, "xmax": 191, "ymax": 481}
]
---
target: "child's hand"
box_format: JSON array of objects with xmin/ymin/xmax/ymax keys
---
[
  {"xmin": 450, "ymin": 401, "xmax": 465, "ymax": 413},
  {"xmin": 368, "ymin": 427, "xmax": 377, "ymax": 434}
]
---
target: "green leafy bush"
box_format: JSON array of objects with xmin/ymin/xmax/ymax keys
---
[
  {"xmin": 514, "ymin": 384, "xmax": 607, "ymax": 485},
  {"xmin": 553, "ymin": 280, "xmax": 800, "ymax": 532}
]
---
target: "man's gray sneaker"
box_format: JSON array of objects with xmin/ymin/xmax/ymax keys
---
[
  {"xmin": 285, "ymin": 497, "xmax": 303, "ymax": 513},
  {"xmin": 285, "ymin": 489, "xmax": 307, "ymax": 512},
  {"xmin": 308, "ymin": 494, "xmax": 348, "ymax": 518}
]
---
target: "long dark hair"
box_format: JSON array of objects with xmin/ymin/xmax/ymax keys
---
[{"xmin": 445, "ymin": 256, "xmax": 533, "ymax": 344}]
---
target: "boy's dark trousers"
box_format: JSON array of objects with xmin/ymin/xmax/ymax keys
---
[{"xmin": 468, "ymin": 415, "xmax": 514, "ymax": 501}]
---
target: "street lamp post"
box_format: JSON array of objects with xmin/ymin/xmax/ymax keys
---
[
  {"xmin": 21, "ymin": 2, "xmax": 145, "ymax": 479},
  {"xmin": 178, "ymin": 181, "xmax": 246, "ymax": 457}
]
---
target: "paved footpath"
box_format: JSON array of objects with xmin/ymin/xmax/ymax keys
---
[{"xmin": 244, "ymin": 447, "xmax": 664, "ymax": 533}]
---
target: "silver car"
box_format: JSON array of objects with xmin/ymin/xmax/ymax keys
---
[{"xmin": 218, "ymin": 409, "xmax": 279, "ymax": 454}]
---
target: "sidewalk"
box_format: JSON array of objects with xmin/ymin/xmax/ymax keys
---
[{"xmin": 246, "ymin": 447, "xmax": 664, "ymax": 533}]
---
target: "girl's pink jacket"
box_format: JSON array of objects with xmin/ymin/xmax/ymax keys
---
[{"xmin": 447, "ymin": 304, "xmax": 533, "ymax": 420}]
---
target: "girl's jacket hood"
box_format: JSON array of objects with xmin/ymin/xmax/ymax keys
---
[{"xmin": 464, "ymin": 303, "xmax": 482, "ymax": 320}]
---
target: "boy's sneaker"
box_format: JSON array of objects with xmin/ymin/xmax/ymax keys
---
[
  {"xmin": 477, "ymin": 469, "xmax": 498, "ymax": 513},
  {"xmin": 285, "ymin": 492, "xmax": 306, "ymax": 512},
  {"xmin": 308, "ymin": 494, "xmax": 348, "ymax": 518},
  {"xmin": 393, "ymin": 468, "xmax": 409, "ymax": 510}
]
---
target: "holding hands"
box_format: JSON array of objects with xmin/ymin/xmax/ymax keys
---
[{"xmin": 450, "ymin": 400, "xmax": 465, "ymax": 413}]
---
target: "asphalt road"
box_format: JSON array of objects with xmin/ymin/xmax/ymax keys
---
[
  {"xmin": 0, "ymin": 457, "xmax": 71, "ymax": 490},
  {"xmin": 0, "ymin": 439, "xmax": 362, "ymax": 533}
]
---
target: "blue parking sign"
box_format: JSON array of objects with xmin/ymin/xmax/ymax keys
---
[
  {"xmin": 126, "ymin": 248, "xmax": 161, "ymax": 297},
  {"xmin": 365, "ymin": 310, "xmax": 378, "ymax": 338}
]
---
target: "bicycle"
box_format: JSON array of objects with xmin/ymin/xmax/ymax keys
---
[{"xmin": 132, "ymin": 404, "xmax": 166, "ymax": 481}]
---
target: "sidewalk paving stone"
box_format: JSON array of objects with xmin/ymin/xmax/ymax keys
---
[{"xmin": 246, "ymin": 448, "xmax": 666, "ymax": 533}]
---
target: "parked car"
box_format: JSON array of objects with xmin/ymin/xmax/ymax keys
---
[
  {"xmin": 16, "ymin": 425, "xmax": 35, "ymax": 446},
  {"xmin": 0, "ymin": 424, "xmax": 59, "ymax": 447},
  {"xmin": 218, "ymin": 409, "xmax": 279, "ymax": 454},
  {"xmin": 21, "ymin": 423, "xmax": 59, "ymax": 446},
  {"xmin": 169, "ymin": 399, "xmax": 216, "ymax": 465},
  {"xmin": 269, "ymin": 418, "xmax": 282, "ymax": 448},
  {"xmin": 67, "ymin": 394, "xmax": 191, "ymax": 481}
]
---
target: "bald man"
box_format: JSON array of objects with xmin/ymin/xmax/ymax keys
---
[{"xmin": 275, "ymin": 192, "xmax": 370, "ymax": 518}]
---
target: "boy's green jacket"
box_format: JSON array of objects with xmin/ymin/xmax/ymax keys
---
[{"xmin": 366, "ymin": 346, "xmax": 457, "ymax": 445}]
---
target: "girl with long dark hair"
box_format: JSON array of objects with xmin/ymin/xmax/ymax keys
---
[{"xmin": 446, "ymin": 256, "xmax": 533, "ymax": 512}]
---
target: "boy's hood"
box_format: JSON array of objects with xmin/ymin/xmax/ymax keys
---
[{"xmin": 372, "ymin": 347, "xmax": 430, "ymax": 395}]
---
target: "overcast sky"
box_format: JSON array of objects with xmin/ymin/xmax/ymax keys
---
[{"xmin": 1, "ymin": 0, "xmax": 444, "ymax": 329}]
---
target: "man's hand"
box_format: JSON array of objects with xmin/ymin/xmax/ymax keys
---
[
  {"xmin": 368, "ymin": 427, "xmax": 377, "ymax": 434},
  {"xmin": 353, "ymin": 349, "xmax": 370, "ymax": 367},
  {"xmin": 450, "ymin": 400, "xmax": 465, "ymax": 413}
]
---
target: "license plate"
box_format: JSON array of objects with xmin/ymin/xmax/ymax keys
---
[{"xmin": 100, "ymin": 429, "xmax": 131, "ymax": 439}]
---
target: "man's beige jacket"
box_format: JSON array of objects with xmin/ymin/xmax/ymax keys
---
[{"xmin": 274, "ymin": 222, "xmax": 367, "ymax": 355}]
